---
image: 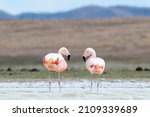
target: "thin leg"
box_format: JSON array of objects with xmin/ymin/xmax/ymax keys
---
[
  {"xmin": 58, "ymin": 72, "xmax": 61, "ymax": 93},
  {"xmin": 97, "ymin": 76, "xmax": 101, "ymax": 92},
  {"xmin": 90, "ymin": 77, "xmax": 93, "ymax": 91},
  {"xmin": 48, "ymin": 71, "xmax": 51, "ymax": 92},
  {"xmin": 53, "ymin": 72, "xmax": 56, "ymax": 78}
]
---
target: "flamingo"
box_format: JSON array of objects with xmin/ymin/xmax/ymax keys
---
[
  {"xmin": 82, "ymin": 48, "xmax": 105, "ymax": 91},
  {"xmin": 43, "ymin": 47, "xmax": 71, "ymax": 92}
]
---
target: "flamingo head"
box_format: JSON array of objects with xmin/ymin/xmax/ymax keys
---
[
  {"xmin": 58, "ymin": 47, "xmax": 71, "ymax": 61},
  {"xmin": 82, "ymin": 48, "xmax": 96, "ymax": 62}
]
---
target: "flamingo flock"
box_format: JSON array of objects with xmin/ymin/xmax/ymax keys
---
[{"xmin": 43, "ymin": 47, "xmax": 105, "ymax": 92}]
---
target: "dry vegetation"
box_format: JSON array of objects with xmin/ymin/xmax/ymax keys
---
[{"xmin": 0, "ymin": 17, "xmax": 150, "ymax": 64}]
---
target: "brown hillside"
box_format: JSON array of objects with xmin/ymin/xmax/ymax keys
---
[{"xmin": 0, "ymin": 17, "xmax": 150, "ymax": 62}]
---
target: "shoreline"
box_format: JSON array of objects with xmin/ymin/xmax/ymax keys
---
[{"xmin": 0, "ymin": 77, "xmax": 150, "ymax": 82}]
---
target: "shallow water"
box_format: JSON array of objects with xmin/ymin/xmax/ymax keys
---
[{"xmin": 0, "ymin": 79, "xmax": 150, "ymax": 100}]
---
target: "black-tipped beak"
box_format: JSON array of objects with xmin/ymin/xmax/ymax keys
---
[
  {"xmin": 82, "ymin": 56, "xmax": 86, "ymax": 62},
  {"xmin": 67, "ymin": 55, "xmax": 71, "ymax": 61}
]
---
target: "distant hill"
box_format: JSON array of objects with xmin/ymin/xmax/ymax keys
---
[
  {"xmin": 0, "ymin": 10, "xmax": 13, "ymax": 19},
  {"xmin": 1, "ymin": 5, "xmax": 150, "ymax": 19}
]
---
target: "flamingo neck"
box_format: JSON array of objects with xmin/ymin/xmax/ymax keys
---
[
  {"xmin": 58, "ymin": 50, "xmax": 62, "ymax": 54},
  {"xmin": 90, "ymin": 50, "xmax": 96, "ymax": 58},
  {"xmin": 58, "ymin": 48, "xmax": 63, "ymax": 55},
  {"xmin": 87, "ymin": 50, "xmax": 96, "ymax": 62}
]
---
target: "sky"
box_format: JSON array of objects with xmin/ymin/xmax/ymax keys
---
[{"xmin": 0, "ymin": 0, "xmax": 150, "ymax": 15}]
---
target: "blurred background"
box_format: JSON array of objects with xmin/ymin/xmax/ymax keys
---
[{"xmin": 0, "ymin": 0, "xmax": 150, "ymax": 79}]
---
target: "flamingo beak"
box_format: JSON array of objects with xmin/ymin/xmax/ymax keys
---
[
  {"xmin": 67, "ymin": 55, "xmax": 71, "ymax": 61},
  {"xmin": 82, "ymin": 56, "xmax": 86, "ymax": 62}
]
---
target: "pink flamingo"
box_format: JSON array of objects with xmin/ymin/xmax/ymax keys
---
[
  {"xmin": 82, "ymin": 48, "xmax": 105, "ymax": 91},
  {"xmin": 43, "ymin": 47, "xmax": 71, "ymax": 92}
]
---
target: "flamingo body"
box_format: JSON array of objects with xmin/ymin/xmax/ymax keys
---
[
  {"xmin": 86, "ymin": 57, "xmax": 105, "ymax": 75},
  {"xmin": 82, "ymin": 48, "xmax": 105, "ymax": 91},
  {"xmin": 43, "ymin": 47, "xmax": 71, "ymax": 92},
  {"xmin": 43, "ymin": 53, "xmax": 67, "ymax": 72}
]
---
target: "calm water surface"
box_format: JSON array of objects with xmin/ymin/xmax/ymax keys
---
[{"xmin": 0, "ymin": 79, "xmax": 150, "ymax": 100}]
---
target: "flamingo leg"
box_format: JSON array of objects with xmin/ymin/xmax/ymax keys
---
[
  {"xmin": 58, "ymin": 72, "xmax": 61, "ymax": 93},
  {"xmin": 48, "ymin": 71, "xmax": 51, "ymax": 92},
  {"xmin": 97, "ymin": 76, "xmax": 101, "ymax": 92},
  {"xmin": 90, "ymin": 76, "xmax": 93, "ymax": 91}
]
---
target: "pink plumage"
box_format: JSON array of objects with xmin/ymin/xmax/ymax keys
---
[
  {"xmin": 43, "ymin": 47, "xmax": 71, "ymax": 92},
  {"xmin": 82, "ymin": 48, "xmax": 105, "ymax": 91}
]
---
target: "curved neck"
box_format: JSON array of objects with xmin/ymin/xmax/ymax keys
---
[
  {"xmin": 58, "ymin": 50, "xmax": 62, "ymax": 54},
  {"xmin": 58, "ymin": 48, "xmax": 64, "ymax": 55},
  {"xmin": 87, "ymin": 50, "xmax": 96, "ymax": 62},
  {"xmin": 90, "ymin": 49, "xmax": 96, "ymax": 58}
]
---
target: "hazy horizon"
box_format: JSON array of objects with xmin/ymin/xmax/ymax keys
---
[{"xmin": 0, "ymin": 0, "xmax": 150, "ymax": 15}]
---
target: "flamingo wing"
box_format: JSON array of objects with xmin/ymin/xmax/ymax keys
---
[
  {"xmin": 43, "ymin": 53, "xmax": 61, "ymax": 71},
  {"xmin": 88, "ymin": 58, "xmax": 105, "ymax": 75},
  {"xmin": 43, "ymin": 53, "xmax": 67, "ymax": 72}
]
